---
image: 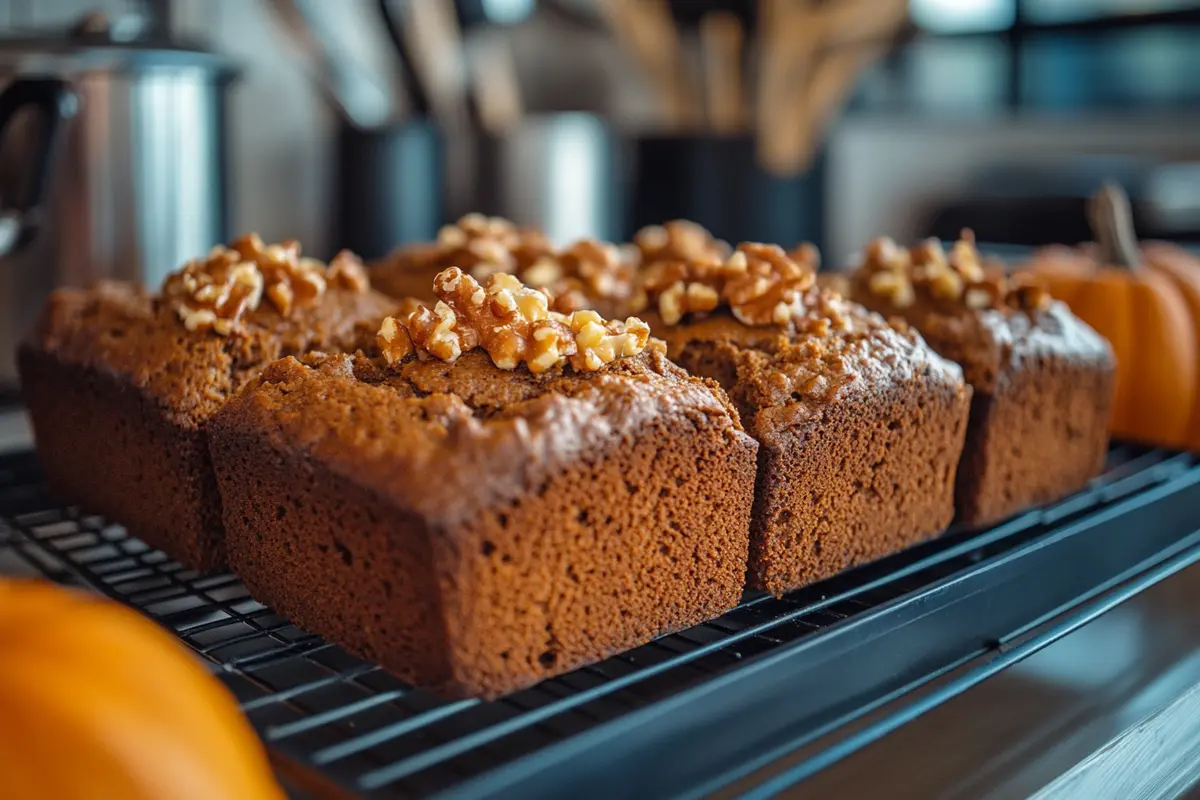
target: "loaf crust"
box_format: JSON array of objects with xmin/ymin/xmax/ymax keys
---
[
  {"xmin": 853, "ymin": 293, "xmax": 1115, "ymax": 526},
  {"xmin": 208, "ymin": 348, "xmax": 758, "ymax": 698},
  {"xmin": 649, "ymin": 294, "xmax": 972, "ymax": 596},
  {"xmin": 18, "ymin": 280, "xmax": 394, "ymax": 571}
]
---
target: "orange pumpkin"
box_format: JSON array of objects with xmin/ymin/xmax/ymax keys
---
[
  {"xmin": 0, "ymin": 579, "xmax": 284, "ymax": 800},
  {"xmin": 1027, "ymin": 184, "xmax": 1200, "ymax": 450}
]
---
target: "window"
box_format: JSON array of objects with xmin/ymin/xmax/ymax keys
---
[{"xmin": 910, "ymin": 0, "xmax": 1016, "ymax": 32}]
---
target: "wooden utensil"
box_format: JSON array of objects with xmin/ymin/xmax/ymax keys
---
[
  {"xmin": 469, "ymin": 34, "xmax": 524, "ymax": 134},
  {"xmin": 600, "ymin": 0, "xmax": 696, "ymax": 129},
  {"xmin": 701, "ymin": 11, "xmax": 746, "ymax": 133},
  {"xmin": 758, "ymin": 0, "xmax": 905, "ymax": 175},
  {"xmin": 406, "ymin": 0, "xmax": 472, "ymax": 130}
]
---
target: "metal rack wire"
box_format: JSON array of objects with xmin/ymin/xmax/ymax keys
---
[{"xmin": 2, "ymin": 445, "xmax": 1199, "ymax": 798}]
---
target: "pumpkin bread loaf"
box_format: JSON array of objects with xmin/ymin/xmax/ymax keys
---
[
  {"xmin": 208, "ymin": 268, "xmax": 758, "ymax": 698},
  {"xmin": 18, "ymin": 237, "xmax": 395, "ymax": 572},
  {"xmin": 635, "ymin": 237, "xmax": 972, "ymax": 596},
  {"xmin": 847, "ymin": 232, "xmax": 1116, "ymax": 527},
  {"xmin": 371, "ymin": 213, "xmax": 640, "ymax": 317}
]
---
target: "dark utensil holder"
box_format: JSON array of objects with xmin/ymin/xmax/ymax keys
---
[
  {"xmin": 335, "ymin": 120, "xmax": 443, "ymax": 261},
  {"xmin": 628, "ymin": 135, "xmax": 826, "ymax": 251}
]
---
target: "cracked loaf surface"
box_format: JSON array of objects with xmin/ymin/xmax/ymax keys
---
[
  {"xmin": 208, "ymin": 269, "xmax": 758, "ymax": 698},
  {"xmin": 637, "ymin": 239, "xmax": 972, "ymax": 597},
  {"xmin": 847, "ymin": 233, "xmax": 1115, "ymax": 526},
  {"xmin": 18, "ymin": 238, "xmax": 395, "ymax": 571}
]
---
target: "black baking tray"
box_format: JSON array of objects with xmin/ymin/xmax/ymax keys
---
[{"xmin": 2, "ymin": 444, "xmax": 1199, "ymax": 798}]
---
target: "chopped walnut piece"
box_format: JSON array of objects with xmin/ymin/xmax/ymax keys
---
[
  {"xmin": 724, "ymin": 243, "xmax": 817, "ymax": 326},
  {"xmin": 327, "ymin": 250, "xmax": 370, "ymax": 291},
  {"xmin": 638, "ymin": 241, "xmax": 818, "ymax": 327},
  {"xmin": 1005, "ymin": 274, "xmax": 1053, "ymax": 312},
  {"xmin": 927, "ymin": 267, "xmax": 964, "ymax": 302},
  {"xmin": 861, "ymin": 230, "xmax": 1048, "ymax": 314},
  {"xmin": 867, "ymin": 269, "xmax": 915, "ymax": 309},
  {"xmin": 163, "ymin": 256, "xmax": 265, "ymax": 336},
  {"xmin": 376, "ymin": 315, "xmax": 415, "ymax": 364},
  {"xmin": 635, "ymin": 220, "xmax": 729, "ymax": 265},
  {"xmin": 522, "ymin": 256, "xmax": 563, "ymax": 289},
  {"xmin": 425, "ymin": 214, "xmax": 553, "ymax": 278},
  {"xmin": 786, "ymin": 243, "xmax": 822, "ymax": 272},
  {"xmin": 386, "ymin": 267, "xmax": 650, "ymax": 373},
  {"xmin": 564, "ymin": 309, "xmax": 652, "ymax": 372},
  {"xmin": 509, "ymin": 238, "xmax": 640, "ymax": 314},
  {"xmin": 557, "ymin": 239, "xmax": 636, "ymax": 301}
]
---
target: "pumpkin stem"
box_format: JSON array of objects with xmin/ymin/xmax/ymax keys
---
[{"xmin": 1087, "ymin": 182, "xmax": 1140, "ymax": 269}]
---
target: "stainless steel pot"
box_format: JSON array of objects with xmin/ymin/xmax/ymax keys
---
[
  {"xmin": 465, "ymin": 113, "xmax": 624, "ymax": 246},
  {"xmin": 0, "ymin": 12, "xmax": 235, "ymax": 386}
]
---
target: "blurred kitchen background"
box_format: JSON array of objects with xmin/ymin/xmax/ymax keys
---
[{"xmin": 0, "ymin": 0, "xmax": 1199, "ymax": 389}]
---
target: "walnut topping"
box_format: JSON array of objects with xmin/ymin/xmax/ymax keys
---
[
  {"xmin": 164, "ymin": 256, "xmax": 264, "ymax": 335},
  {"xmin": 1005, "ymin": 274, "xmax": 1052, "ymax": 312},
  {"xmin": 637, "ymin": 242, "xmax": 818, "ymax": 327},
  {"xmin": 379, "ymin": 267, "xmax": 650, "ymax": 374},
  {"xmin": 635, "ymin": 220, "xmax": 730, "ymax": 265},
  {"xmin": 866, "ymin": 269, "xmax": 915, "ymax": 309},
  {"xmin": 725, "ymin": 243, "xmax": 818, "ymax": 326},
  {"xmin": 428, "ymin": 214, "xmax": 554, "ymax": 277},
  {"xmin": 327, "ymin": 250, "xmax": 370, "ymax": 292},
  {"xmin": 512, "ymin": 239, "xmax": 640, "ymax": 314},
  {"xmin": 163, "ymin": 234, "xmax": 370, "ymax": 336},
  {"xmin": 376, "ymin": 315, "xmax": 414, "ymax": 365},
  {"xmin": 861, "ymin": 230, "xmax": 1051, "ymax": 313}
]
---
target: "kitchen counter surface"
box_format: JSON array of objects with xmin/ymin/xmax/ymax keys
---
[{"xmin": 718, "ymin": 549, "xmax": 1200, "ymax": 799}]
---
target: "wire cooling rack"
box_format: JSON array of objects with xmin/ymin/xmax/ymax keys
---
[{"xmin": 3, "ymin": 445, "xmax": 1200, "ymax": 798}]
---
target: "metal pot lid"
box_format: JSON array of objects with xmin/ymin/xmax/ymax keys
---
[{"xmin": 0, "ymin": 10, "xmax": 234, "ymax": 75}]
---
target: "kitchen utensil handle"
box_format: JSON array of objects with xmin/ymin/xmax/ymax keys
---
[
  {"xmin": 378, "ymin": 0, "xmax": 432, "ymax": 115},
  {"xmin": 0, "ymin": 77, "xmax": 76, "ymax": 256}
]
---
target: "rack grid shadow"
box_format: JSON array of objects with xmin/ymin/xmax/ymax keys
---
[{"xmin": 2, "ymin": 445, "xmax": 1199, "ymax": 798}]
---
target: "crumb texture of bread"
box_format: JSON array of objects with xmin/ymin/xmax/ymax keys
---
[
  {"xmin": 650, "ymin": 291, "xmax": 972, "ymax": 597},
  {"xmin": 209, "ymin": 348, "xmax": 758, "ymax": 698},
  {"xmin": 18, "ymin": 279, "xmax": 395, "ymax": 571}
]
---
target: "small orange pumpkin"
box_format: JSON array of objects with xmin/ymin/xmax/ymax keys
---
[
  {"xmin": 0, "ymin": 579, "xmax": 284, "ymax": 800},
  {"xmin": 1027, "ymin": 184, "xmax": 1200, "ymax": 450}
]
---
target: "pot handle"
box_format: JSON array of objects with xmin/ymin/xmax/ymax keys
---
[{"xmin": 0, "ymin": 77, "xmax": 76, "ymax": 257}]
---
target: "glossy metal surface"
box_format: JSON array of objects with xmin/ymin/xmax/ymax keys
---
[
  {"xmin": 467, "ymin": 113, "xmax": 622, "ymax": 245},
  {"xmin": 0, "ymin": 28, "xmax": 231, "ymax": 385},
  {"xmin": 736, "ymin": 558, "xmax": 1200, "ymax": 799}
]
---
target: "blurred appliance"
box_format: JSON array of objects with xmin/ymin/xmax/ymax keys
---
[
  {"xmin": 0, "ymin": 9, "xmax": 235, "ymax": 388},
  {"xmin": 921, "ymin": 160, "xmax": 1200, "ymax": 246},
  {"xmin": 470, "ymin": 113, "xmax": 623, "ymax": 246}
]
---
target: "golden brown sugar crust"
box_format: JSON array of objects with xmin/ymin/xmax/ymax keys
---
[
  {"xmin": 848, "ymin": 246, "xmax": 1116, "ymax": 527},
  {"xmin": 18, "ymin": 279, "xmax": 396, "ymax": 570},
  {"xmin": 645, "ymin": 290, "xmax": 972, "ymax": 596},
  {"xmin": 209, "ymin": 348, "xmax": 758, "ymax": 697}
]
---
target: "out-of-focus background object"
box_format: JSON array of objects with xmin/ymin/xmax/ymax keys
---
[
  {"xmin": 0, "ymin": 0, "xmax": 1199, "ymax": 390},
  {"xmin": 1026, "ymin": 184, "xmax": 1200, "ymax": 453},
  {"xmin": 0, "ymin": 0, "xmax": 233, "ymax": 387}
]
